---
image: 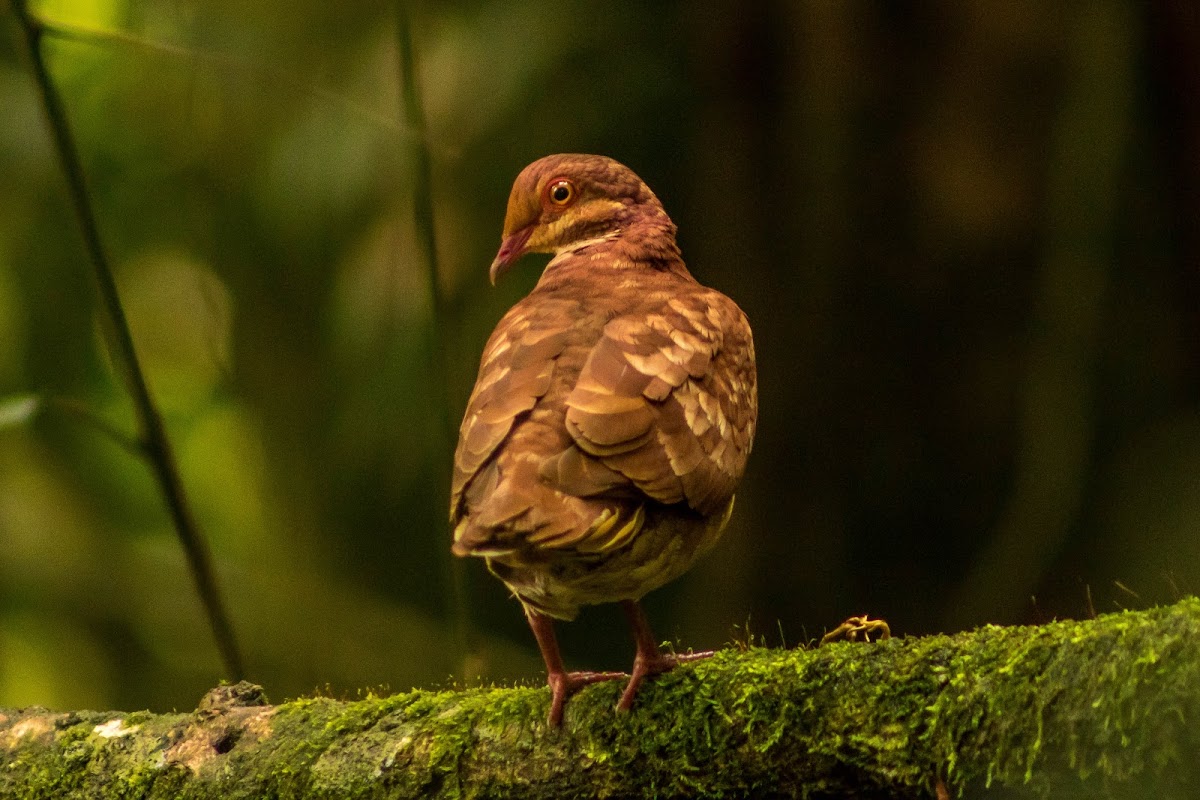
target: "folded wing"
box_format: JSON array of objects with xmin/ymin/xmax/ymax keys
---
[{"xmin": 560, "ymin": 290, "xmax": 757, "ymax": 516}]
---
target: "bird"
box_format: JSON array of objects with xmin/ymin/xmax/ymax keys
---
[{"xmin": 450, "ymin": 154, "xmax": 757, "ymax": 726}]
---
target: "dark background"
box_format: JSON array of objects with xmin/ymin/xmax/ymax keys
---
[{"xmin": 2, "ymin": 0, "xmax": 1198, "ymax": 714}]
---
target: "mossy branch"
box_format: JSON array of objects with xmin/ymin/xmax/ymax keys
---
[
  {"xmin": 10, "ymin": 1, "xmax": 243, "ymax": 679},
  {"xmin": 3, "ymin": 599, "xmax": 1198, "ymax": 799}
]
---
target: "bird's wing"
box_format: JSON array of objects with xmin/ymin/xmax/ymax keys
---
[
  {"xmin": 449, "ymin": 296, "xmax": 577, "ymax": 522},
  {"xmin": 557, "ymin": 289, "xmax": 757, "ymax": 517}
]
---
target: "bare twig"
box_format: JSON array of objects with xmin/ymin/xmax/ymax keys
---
[
  {"xmin": 950, "ymin": 3, "xmax": 1134, "ymax": 627},
  {"xmin": 394, "ymin": 1, "xmax": 473, "ymax": 676},
  {"xmin": 11, "ymin": 0, "xmax": 243, "ymax": 680}
]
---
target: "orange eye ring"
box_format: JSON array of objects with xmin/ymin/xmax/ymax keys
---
[{"xmin": 545, "ymin": 178, "xmax": 576, "ymax": 207}]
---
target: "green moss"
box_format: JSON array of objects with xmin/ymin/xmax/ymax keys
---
[{"xmin": 3, "ymin": 600, "xmax": 1198, "ymax": 798}]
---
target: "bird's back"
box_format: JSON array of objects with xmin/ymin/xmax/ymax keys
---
[{"xmin": 451, "ymin": 246, "xmax": 755, "ymax": 618}]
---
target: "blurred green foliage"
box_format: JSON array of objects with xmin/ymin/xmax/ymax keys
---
[{"xmin": 1, "ymin": 0, "xmax": 1198, "ymax": 714}]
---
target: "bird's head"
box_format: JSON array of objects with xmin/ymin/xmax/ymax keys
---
[{"xmin": 488, "ymin": 154, "xmax": 667, "ymax": 284}]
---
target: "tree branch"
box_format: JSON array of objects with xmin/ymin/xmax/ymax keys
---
[{"xmin": 3, "ymin": 599, "xmax": 1198, "ymax": 798}]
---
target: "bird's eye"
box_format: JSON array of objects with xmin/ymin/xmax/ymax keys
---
[{"xmin": 547, "ymin": 179, "xmax": 575, "ymax": 206}]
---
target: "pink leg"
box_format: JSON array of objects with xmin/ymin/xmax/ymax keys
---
[
  {"xmin": 525, "ymin": 608, "xmax": 626, "ymax": 727},
  {"xmin": 616, "ymin": 599, "xmax": 714, "ymax": 712}
]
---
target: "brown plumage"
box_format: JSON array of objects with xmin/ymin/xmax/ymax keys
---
[{"xmin": 450, "ymin": 154, "xmax": 757, "ymax": 725}]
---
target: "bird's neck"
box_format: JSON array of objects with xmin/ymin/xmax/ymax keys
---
[
  {"xmin": 539, "ymin": 207, "xmax": 692, "ymax": 289},
  {"xmin": 612, "ymin": 209, "xmax": 685, "ymax": 269}
]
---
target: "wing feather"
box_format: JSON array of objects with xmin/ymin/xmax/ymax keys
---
[
  {"xmin": 450, "ymin": 299, "xmax": 577, "ymax": 518},
  {"xmin": 564, "ymin": 289, "xmax": 757, "ymax": 516},
  {"xmin": 452, "ymin": 283, "xmax": 756, "ymax": 560}
]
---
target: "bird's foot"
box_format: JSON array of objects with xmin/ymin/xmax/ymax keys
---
[
  {"xmin": 616, "ymin": 649, "xmax": 714, "ymax": 712},
  {"xmin": 546, "ymin": 670, "xmax": 627, "ymax": 727}
]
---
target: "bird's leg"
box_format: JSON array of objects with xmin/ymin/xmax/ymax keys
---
[
  {"xmin": 616, "ymin": 599, "xmax": 714, "ymax": 712},
  {"xmin": 524, "ymin": 608, "xmax": 626, "ymax": 727}
]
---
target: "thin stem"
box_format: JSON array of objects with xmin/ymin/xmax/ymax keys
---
[
  {"xmin": 395, "ymin": 1, "xmax": 473, "ymax": 677},
  {"xmin": 12, "ymin": 0, "xmax": 243, "ymax": 680},
  {"xmin": 948, "ymin": 2, "xmax": 1133, "ymax": 629}
]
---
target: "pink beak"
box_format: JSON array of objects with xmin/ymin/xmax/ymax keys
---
[{"xmin": 489, "ymin": 226, "xmax": 534, "ymax": 285}]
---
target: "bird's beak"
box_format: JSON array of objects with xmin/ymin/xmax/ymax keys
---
[{"xmin": 489, "ymin": 225, "xmax": 535, "ymax": 285}]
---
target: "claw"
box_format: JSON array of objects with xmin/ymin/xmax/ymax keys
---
[
  {"xmin": 547, "ymin": 670, "xmax": 627, "ymax": 726},
  {"xmin": 524, "ymin": 602, "xmax": 712, "ymax": 725},
  {"xmin": 526, "ymin": 609, "xmax": 627, "ymax": 727},
  {"xmin": 616, "ymin": 600, "xmax": 714, "ymax": 712}
]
